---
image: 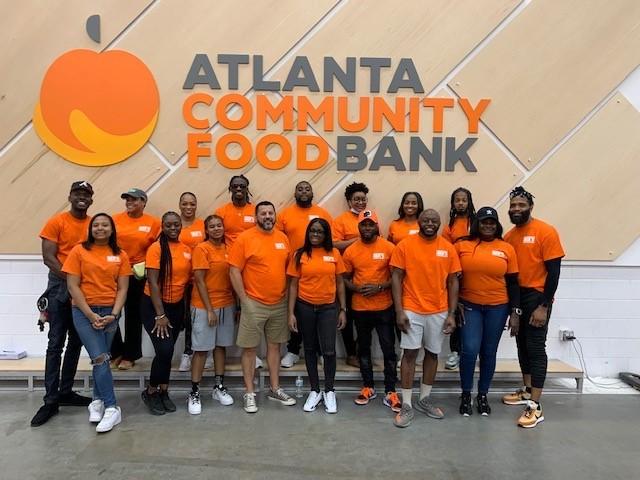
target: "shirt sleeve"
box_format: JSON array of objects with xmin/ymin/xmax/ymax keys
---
[
  {"xmin": 227, "ymin": 235, "xmax": 246, "ymax": 270},
  {"xmin": 442, "ymin": 225, "xmax": 453, "ymax": 243},
  {"xmin": 389, "ymin": 242, "xmax": 406, "ymax": 270},
  {"xmin": 334, "ymin": 250, "xmax": 346, "ymax": 275},
  {"xmin": 505, "ymin": 244, "xmax": 519, "ymax": 274},
  {"xmin": 342, "ymin": 248, "xmax": 354, "ymax": 273},
  {"xmin": 145, "ymin": 243, "xmax": 161, "ymax": 269},
  {"xmin": 39, "ymin": 215, "xmax": 61, "ymax": 243},
  {"xmin": 448, "ymin": 243, "xmax": 462, "ymax": 274},
  {"xmin": 541, "ymin": 226, "xmax": 565, "ymax": 261},
  {"xmin": 286, "ymin": 252, "xmax": 301, "ymax": 277},
  {"xmin": 275, "ymin": 212, "xmax": 285, "ymax": 233},
  {"xmin": 332, "ymin": 217, "xmax": 345, "ymax": 242},
  {"xmin": 191, "ymin": 244, "xmax": 210, "ymax": 270}
]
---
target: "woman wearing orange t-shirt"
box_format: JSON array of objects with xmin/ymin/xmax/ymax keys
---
[
  {"xmin": 140, "ymin": 212, "xmax": 192, "ymax": 415},
  {"xmin": 387, "ymin": 191, "xmax": 423, "ymax": 245},
  {"xmin": 287, "ymin": 218, "xmax": 347, "ymax": 414},
  {"xmin": 62, "ymin": 213, "xmax": 130, "ymax": 433},
  {"xmin": 454, "ymin": 207, "xmax": 520, "ymax": 417}
]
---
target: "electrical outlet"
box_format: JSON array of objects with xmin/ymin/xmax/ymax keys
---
[{"xmin": 559, "ymin": 329, "xmax": 575, "ymax": 341}]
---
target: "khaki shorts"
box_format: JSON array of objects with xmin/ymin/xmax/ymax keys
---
[
  {"xmin": 236, "ymin": 297, "xmax": 289, "ymax": 348},
  {"xmin": 400, "ymin": 310, "xmax": 448, "ymax": 354}
]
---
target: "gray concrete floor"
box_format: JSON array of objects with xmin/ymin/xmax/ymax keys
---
[{"xmin": 0, "ymin": 391, "xmax": 638, "ymax": 480}]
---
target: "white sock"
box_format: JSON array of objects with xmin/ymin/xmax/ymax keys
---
[
  {"xmin": 401, "ymin": 388, "xmax": 413, "ymax": 407},
  {"xmin": 419, "ymin": 383, "xmax": 432, "ymax": 400}
]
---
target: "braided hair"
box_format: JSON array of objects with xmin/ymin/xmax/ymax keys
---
[
  {"xmin": 228, "ymin": 175, "xmax": 252, "ymax": 204},
  {"xmin": 158, "ymin": 211, "xmax": 181, "ymax": 302},
  {"xmin": 509, "ymin": 186, "xmax": 535, "ymax": 205},
  {"xmin": 448, "ymin": 187, "xmax": 476, "ymax": 228}
]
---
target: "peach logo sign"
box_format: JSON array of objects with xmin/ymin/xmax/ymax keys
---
[{"xmin": 33, "ymin": 49, "xmax": 159, "ymax": 167}]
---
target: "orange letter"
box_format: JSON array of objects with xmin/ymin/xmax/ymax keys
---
[
  {"xmin": 372, "ymin": 97, "xmax": 406, "ymax": 132},
  {"xmin": 459, "ymin": 98, "xmax": 491, "ymax": 134},
  {"xmin": 297, "ymin": 135, "xmax": 329, "ymax": 170},
  {"xmin": 422, "ymin": 98, "xmax": 454, "ymax": 133},
  {"xmin": 256, "ymin": 95, "xmax": 294, "ymax": 130},
  {"xmin": 338, "ymin": 97, "xmax": 370, "ymax": 132},
  {"xmin": 215, "ymin": 94, "xmax": 253, "ymax": 130},
  {"xmin": 408, "ymin": 97, "xmax": 421, "ymax": 132},
  {"xmin": 215, "ymin": 133, "xmax": 252, "ymax": 169},
  {"xmin": 183, "ymin": 93, "xmax": 214, "ymax": 129},
  {"xmin": 297, "ymin": 96, "xmax": 334, "ymax": 131},
  {"xmin": 187, "ymin": 132, "xmax": 211, "ymax": 168},
  {"xmin": 256, "ymin": 134, "xmax": 291, "ymax": 170}
]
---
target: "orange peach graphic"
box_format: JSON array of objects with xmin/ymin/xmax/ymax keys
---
[{"xmin": 33, "ymin": 49, "xmax": 159, "ymax": 167}]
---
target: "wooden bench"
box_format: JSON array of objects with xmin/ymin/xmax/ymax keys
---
[{"xmin": 0, "ymin": 357, "xmax": 584, "ymax": 392}]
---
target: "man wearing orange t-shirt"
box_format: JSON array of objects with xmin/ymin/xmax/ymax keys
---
[
  {"xmin": 343, "ymin": 210, "xmax": 400, "ymax": 412},
  {"xmin": 31, "ymin": 181, "xmax": 95, "ymax": 427},
  {"xmin": 502, "ymin": 187, "xmax": 564, "ymax": 429},
  {"xmin": 390, "ymin": 209, "xmax": 460, "ymax": 428},
  {"xmin": 229, "ymin": 201, "xmax": 296, "ymax": 413},
  {"xmin": 215, "ymin": 175, "xmax": 256, "ymax": 248},
  {"xmin": 277, "ymin": 181, "xmax": 332, "ymax": 368}
]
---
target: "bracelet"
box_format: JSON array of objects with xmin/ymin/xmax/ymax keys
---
[
  {"xmin": 340, "ymin": 307, "xmax": 347, "ymax": 312},
  {"xmin": 377, "ymin": 284, "xmax": 383, "ymax": 291},
  {"xmin": 154, "ymin": 313, "xmax": 166, "ymax": 321},
  {"xmin": 111, "ymin": 311, "xmax": 121, "ymax": 320}
]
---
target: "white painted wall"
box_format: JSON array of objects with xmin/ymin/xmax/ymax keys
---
[{"xmin": 2, "ymin": 247, "xmax": 639, "ymax": 377}]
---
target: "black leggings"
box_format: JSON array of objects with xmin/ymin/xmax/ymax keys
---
[
  {"xmin": 516, "ymin": 288, "xmax": 551, "ymax": 389},
  {"xmin": 141, "ymin": 295, "xmax": 184, "ymax": 387},
  {"xmin": 340, "ymin": 289, "xmax": 357, "ymax": 356},
  {"xmin": 295, "ymin": 299, "xmax": 337, "ymax": 392},
  {"xmin": 111, "ymin": 276, "xmax": 145, "ymax": 361}
]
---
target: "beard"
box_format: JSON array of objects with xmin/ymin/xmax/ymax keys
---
[
  {"xmin": 257, "ymin": 218, "xmax": 274, "ymax": 231},
  {"xmin": 296, "ymin": 197, "xmax": 312, "ymax": 208},
  {"xmin": 509, "ymin": 209, "xmax": 531, "ymax": 225}
]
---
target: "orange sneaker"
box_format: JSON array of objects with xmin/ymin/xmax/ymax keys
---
[
  {"xmin": 354, "ymin": 387, "xmax": 377, "ymax": 405},
  {"xmin": 383, "ymin": 391, "xmax": 402, "ymax": 413},
  {"xmin": 517, "ymin": 401, "xmax": 544, "ymax": 428},
  {"xmin": 502, "ymin": 388, "xmax": 531, "ymax": 405}
]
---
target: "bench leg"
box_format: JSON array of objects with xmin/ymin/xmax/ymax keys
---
[{"xmin": 576, "ymin": 376, "xmax": 584, "ymax": 393}]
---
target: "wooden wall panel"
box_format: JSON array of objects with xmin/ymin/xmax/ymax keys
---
[
  {"xmin": 0, "ymin": 0, "xmax": 152, "ymax": 149},
  {"xmin": 496, "ymin": 95, "xmax": 640, "ymax": 261},
  {"xmin": 450, "ymin": 0, "xmax": 640, "ymax": 168},
  {"xmin": 0, "ymin": 129, "xmax": 167, "ymax": 254},
  {"xmin": 114, "ymin": 0, "xmax": 337, "ymax": 162}
]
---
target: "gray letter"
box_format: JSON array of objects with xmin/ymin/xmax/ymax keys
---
[
  {"xmin": 409, "ymin": 137, "xmax": 442, "ymax": 171},
  {"xmin": 218, "ymin": 54, "xmax": 249, "ymax": 90},
  {"xmin": 283, "ymin": 56, "xmax": 319, "ymax": 92},
  {"xmin": 388, "ymin": 58, "xmax": 424, "ymax": 93},
  {"xmin": 253, "ymin": 55, "xmax": 280, "ymax": 91},
  {"xmin": 360, "ymin": 57, "xmax": 391, "ymax": 93},
  {"xmin": 324, "ymin": 57, "xmax": 356, "ymax": 92},
  {"xmin": 445, "ymin": 137, "xmax": 477, "ymax": 172},
  {"xmin": 337, "ymin": 136, "xmax": 368, "ymax": 171},
  {"xmin": 183, "ymin": 54, "xmax": 220, "ymax": 89},
  {"xmin": 369, "ymin": 137, "xmax": 406, "ymax": 171}
]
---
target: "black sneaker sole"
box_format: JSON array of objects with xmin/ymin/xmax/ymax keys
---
[{"xmin": 141, "ymin": 391, "xmax": 166, "ymax": 416}]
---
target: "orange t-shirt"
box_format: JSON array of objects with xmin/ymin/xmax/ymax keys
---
[
  {"xmin": 39, "ymin": 211, "xmax": 91, "ymax": 265},
  {"xmin": 387, "ymin": 219, "xmax": 420, "ymax": 245},
  {"xmin": 228, "ymin": 228, "xmax": 290, "ymax": 305},
  {"xmin": 390, "ymin": 235, "xmax": 461, "ymax": 315},
  {"xmin": 343, "ymin": 237, "xmax": 395, "ymax": 311},
  {"xmin": 287, "ymin": 247, "xmax": 345, "ymax": 305},
  {"xmin": 276, "ymin": 204, "xmax": 333, "ymax": 250},
  {"xmin": 332, "ymin": 211, "xmax": 360, "ymax": 242},
  {"xmin": 144, "ymin": 241, "xmax": 192, "ymax": 303},
  {"xmin": 191, "ymin": 241, "xmax": 234, "ymax": 309},
  {"xmin": 62, "ymin": 244, "xmax": 131, "ymax": 306},
  {"xmin": 504, "ymin": 218, "xmax": 564, "ymax": 292},
  {"xmin": 113, "ymin": 212, "xmax": 161, "ymax": 265},
  {"xmin": 455, "ymin": 239, "xmax": 518, "ymax": 305},
  {"xmin": 179, "ymin": 218, "xmax": 205, "ymax": 250},
  {"xmin": 442, "ymin": 216, "xmax": 470, "ymax": 243},
  {"xmin": 215, "ymin": 202, "xmax": 255, "ymax": 248}
]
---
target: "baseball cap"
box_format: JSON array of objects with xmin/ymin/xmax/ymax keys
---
[
  {"xmin": 476, "ymin": 206, "xmax": 499, "ymax": 221},
  {"xmin": 70, "ymin": 180, "xmax": 93, "ymax": 194},
  {"xmin": 120, "ymin": 188, "xmax": 148, "ymax": 201},
  {"xmin": 358, "ymin": 209, "xmax": 379, "ymax": 224}
]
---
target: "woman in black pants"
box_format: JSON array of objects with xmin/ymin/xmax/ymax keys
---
[
  {"xmin": 141, "ymin": 212, "xmax": 192, "ymax": 415},
  {"xmin": 287, "ymin": 219, "xmax": 347, "ymax": 414}
]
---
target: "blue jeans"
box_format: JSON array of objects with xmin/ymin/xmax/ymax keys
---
[
  {"xmin": 459, "ymin": 301, "xmax": 509, "ymax": 394},
  {"xmin": 72, "ymin": 306, "xmax": 117, "ymax": 407}
]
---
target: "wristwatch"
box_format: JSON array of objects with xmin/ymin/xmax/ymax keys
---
[{"xmin": 511, "ymin": 307, "xmax": 523, "ymax": 315}]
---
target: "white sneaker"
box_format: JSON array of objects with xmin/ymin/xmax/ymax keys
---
[
  {"xmin": 188, "ymin": 391, "xmax": 201, "ymax": 415},
  {"xmin": 280, "ymin": 352, "xmax": 300, "ymax": 368},
  {"xmin": 96, "ymin": 406, "xmax": 121, "ymax": 433},
  {"xmin": 212, "ymin": 385, "xmax": 234, "ymax": 406},
  {"xmin": 178, "ymin": 353, "xmax": 192, "ymax": 372},
  {"xmin": 323, "ymin": 391, "xmax": 337, "ymax": 414},
  {"xmin": 88, "ymin": 399, "xmax": 104, "ymax": 423},
  {"xmin": 303, "ymin": 391, "xmax": 323, "ymax": 412},
  {"xmin": 243, "ymin": 392, "xmax": 258, "ymax": 413},
  {"xmin": 255, "ymin": 357, "xmax": 264, "ymax": 369},
  {"xmin": 204, "ymin": 352, "xmax": 214, "ymax": 369}
]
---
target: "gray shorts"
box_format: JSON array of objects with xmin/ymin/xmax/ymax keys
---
[
  {"xmin": 191, "ymin": 305, "xmax": 236, "ymax": 351},
  {"xmin": 399, "ymin": 310, "xmax": 447, "ymax": 354}
]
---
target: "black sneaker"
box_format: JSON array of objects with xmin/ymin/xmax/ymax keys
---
[
  {"xmin": 30, "ymin": 403, "xmax": 59, "ymax": 427},
  {"xmin": 141, "ymin": 390, "xmax": 165, "ymax": 415},
  {"xmin": 459, "ymin": 392, "xmax": 473, "ymax": 417},
  {"xmin": 476, "ymin": 394, "xmax": 491, "ymax": 416},
  {"xmin": 159, "ymin": 390, "xmax": 177, "ymax": 412},
  {"xmin": 58, "ymin": 391, "xmax": 92, "ymax": 406}
]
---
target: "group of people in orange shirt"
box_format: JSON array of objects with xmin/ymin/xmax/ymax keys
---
[{"xmin": 31, "ymin": 176, "xmax": 563, "ymax": 433}]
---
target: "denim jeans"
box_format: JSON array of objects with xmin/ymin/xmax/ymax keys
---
[
  {"xmin": 43, "ymin": 273, "xmax": 83, "ymax": 405},
  {"xmin": 459, "ymin": 301, "xmax": 509, "ymax": 394},
  {"xmin": 353, "ymin": 307, "xmax": 397, "ymax": 392},
  {"xmin": 72, "ymin": 306, "xmax": 118, "ymax": 407},
  {"xmin": 295, "ymin": 299, "xmax": 338, "ymax": 392}
]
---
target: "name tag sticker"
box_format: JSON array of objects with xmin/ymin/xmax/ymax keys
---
[
  {"xmin": 436, "ymin": 249, "xmax": 448, "ymax": 258},
  {"xmin": 183, "ymin": 252, "xmax": 191, "ymax": 259},
  {"xmin": 523, "ymin": 236, "xmax": 536, "ymax": 244},
  {"xmin": 244, "ymin": 216, "xmax": 255, "ymax": 223},
  {"xmin": 308, "ymin": 215, "xmax": 319, "ymax": 221},
  {"xmin": 191, "ymin": 231, "xmax": 203, "ymax": 237},
  {"xmin": 275, "ymin": 243, "xmax": 286, "ymax": 250},
  {"xmin": 106, "ymin": 256, "xmax": 121, "ymax": 263},
  {"xmin": 372, "ymin": 252, "xmax": 385, "ymax": 260},
  {"xmin": 492, "ymin": 250, "xmax": 506, "ymax": 258},
  {"xmin": 408, "ymin": 229, "xmax": 419, "ymax": 235},
  {"xmin": 138, "ymin": 225, "xmax": 151, "ymax": 233},
  {"xmin": 323, "ymin": 256, "xmax": 336, "ymax": 263}
]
